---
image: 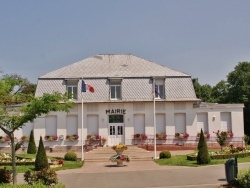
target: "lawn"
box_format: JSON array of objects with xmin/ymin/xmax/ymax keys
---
[
  {"xmin": 1, "ymin": 153, "xmax": 83, "ymax": 173},
  {"xmin": 155, "ymin": 154, "xmax": 250, "ymax": 167}
]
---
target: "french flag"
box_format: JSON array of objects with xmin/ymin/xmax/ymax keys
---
[{"xmin": 82, "ymin": 80, "xmax": 94, "ymax": 93}]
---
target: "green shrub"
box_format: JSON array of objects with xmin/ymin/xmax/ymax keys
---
[
  {"xmin": 24, "ymin": 170, "xmax": 37, "ymax": 185},
  {"xmin": 27, "ymin": 130, "xmax": 37, "ymax": 154},
  {"xmin": 35, "ymin": 136, "xmax": 48, "ymax": 170},
  {"xmin": 0, "ymin": 182, "xmax": 65, "ymax": 187},
  {"xmin": 159, "ymin": 150, "xmax": 171, "ymax": 159},
  {"xmin": 24, "ymin": 168, "xmax": 58, "ymax": 186},
  {"xmin": 237, "ymin": 168, "xmax": 250, "ymax": 188},
  {"xmin": 0, "ymin": 167, "xmax": 12, "ymax": 183},
  {"xmin": 197, "ymin": 129, "xmax": 211, "ymax": 164},
  {"xmin": 64, "ymin": 151, "xmax": 77, "ymax": 161}
]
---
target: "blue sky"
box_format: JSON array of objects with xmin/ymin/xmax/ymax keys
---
[{"xmin": 1, "ymin": 1, "xmax": 250, "ymax": 85}]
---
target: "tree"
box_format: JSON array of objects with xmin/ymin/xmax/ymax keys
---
[
  {"xmin": 27, "ymin": 130, "xmax": 37, "ymax": 154},
  {"xmin": 0, "ymin": 74, "xmax": 73, "ymax": 184},
  {"xmin": 35, "ymin": 136, "xmax": 49, "ymax": 170},
  {"xmin": 197, "ymin": 129, "xmax": 211, "ymax": 164},
  {"xmin": 226, "ymin": 62, "xmax": 250, "ymax": 135},
  {"xmin": 214, "ymin": 130, "xmax": 228, "ymax": 151},
  {"xmin": 211, "ymin": 80, "xmax": 229, "ymax": 103},
  {"xmin": 192, "ymin": 79, "xmax": 214, "ymax": 102}
]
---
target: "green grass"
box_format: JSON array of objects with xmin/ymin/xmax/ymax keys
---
[
  {"xmin": 155, "ymin": 154, "xmax": 250, "ymax": 167},
  {"xmin": 1, "ymin": 154, "xmax": 83, "ymax": 173}
]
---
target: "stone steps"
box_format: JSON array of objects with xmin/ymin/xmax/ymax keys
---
[{"xmin": 84, "ymin": 146, "xmax": 154, "ymax": 162}]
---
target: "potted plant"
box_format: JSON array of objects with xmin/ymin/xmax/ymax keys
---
[
  {"xmin": 44, "ymin": 135, "xmax": 58, "ymax": 141},
  {"xmin": 66, "ymin": 134, "xmax": 79, "ymax": 141},
  {"xmin": 228, "ymin": 131, "xmax": 234, "ymax": 137},
  {"xmin": 156, "ymin": 133, "xmax": 167, "ymax": 139},
  {"xmin": 86, "ymin": 134, "xmax": 101, "ymax": 140},
  {"xmin": 133, "ymin": 134, "xmax": 147, "ymax": 140},
  {"xmin": 112, "ymin": 144, "xmax": 128, "ymax": 154},
  {"xmin": 175, "ymin": 133, "xmax": 189, "ymax": 139},
  {"xmin": 197, "ymin": 132, "xmax": 210, "ymax": 139},
  {"xmin": 21, "ymin": 135, "xmax": 29, "ymax": 142},
  {"xmin": 101, "ymin": 137, "xmax": 107, "ymax": 146},
  {"xmin": 0, "ymin": 136, "xmax": 10, "ymax": 143},
  {"xmin": 110, "ymin": 144, "xmax": 130, "ymax": 167}
]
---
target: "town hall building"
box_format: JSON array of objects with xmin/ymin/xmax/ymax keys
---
[{"xmin": 0, "ymin": 54, "xmax": 244, "ymax": 149}]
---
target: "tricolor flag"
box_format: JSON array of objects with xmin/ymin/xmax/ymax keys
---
[
  {"xmin": 155, "ymin": 85, "xmax": 159, "ymax": 96},
  {"xmin": 82, "ymin": 80, "xmax": 94, "ymax": 93}
]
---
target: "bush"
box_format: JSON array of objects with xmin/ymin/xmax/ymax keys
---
[
  {"xmin": 159, "ymin": 150, "xmax": 171, "ymax": 159},
  {"xmin": 24, "ymin": 168, "xmax": 58, "ymax": 186},
  {"xmin": 64, "ymin": 151, "xmax": 77, "ymax": 161},
  {"xmin": 237, "ymin": 168, "xmax": 250, "ymax": 188},
  {"xmin": 27, "ymin": 130, "xmax": 37, "ymax": 154},
  {"xmin": 0, "ymin": 182, "xmax": 65, "ymax": 188},
  {"xmin": 35, "ymin": 136, "xmax": 49, "ymax": 170},
  {"xmin": 197, "ymin": 129, "xmax": 211, "ymax": 164},
  {"xmin": 0, "ymin": 167, "xmax": 12, "ymax": 183}
]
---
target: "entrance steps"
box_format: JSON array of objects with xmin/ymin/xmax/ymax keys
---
[{"xmin": 84, "ymin": 145, "xmax": 154, "ymax": 162}]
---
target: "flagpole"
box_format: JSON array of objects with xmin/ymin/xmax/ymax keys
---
[
  {"xmin": 81, "ymin": 94, "xmax": 84, "ymax": 161},
  {"xmin": 153, "ymin": 78, "xmax": 157, "ymax": 159}
]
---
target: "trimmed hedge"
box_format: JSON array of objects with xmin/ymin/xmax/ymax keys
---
[
  {"xmin": 0, "ymin": 161, "xmax": 35, "ymax": 166},
  {"xmin": 187, "ymin": 152, "xmax": 250, "ymax": 161}
]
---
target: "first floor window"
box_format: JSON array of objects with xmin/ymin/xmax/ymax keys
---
[
  {"xmin": 67, "ymin": 85, "xmax": 77, "ymax": 99},
  {"xmin": 110, "ymin": 80, "xmax": 121, "ymax": 100},
  {"xmin": 155, "ymin": 84, "xmax": 164, "ymax": 99}
]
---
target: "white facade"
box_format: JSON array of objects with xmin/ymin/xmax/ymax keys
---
[{"xmin": 0, "ymin": 54, "xmax": 244, "ymax": 147}]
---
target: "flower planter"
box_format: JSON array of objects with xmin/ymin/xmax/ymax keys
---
[
  {"xmin": 116, "ymin": 159, "xmax": 124, "ymax": 167},
  {"xmin": 110, "ymin": 144, "xmax": 130, "ymax": 167},
  {"xmin": 115, "ymin": 149, "xmax": 125, "ymax": 155}
]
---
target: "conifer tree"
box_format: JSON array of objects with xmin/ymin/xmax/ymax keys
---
[
  {"xmin": 27, "ymin": 130, "xmax": 37, "ymax": 154},
  {"xmin": 35, "ymin": 136, "xmax": 49, "ymax": 170},
  {"xmin": 197, "ymin": 129, "xmax": 211, "ymax": 164}
]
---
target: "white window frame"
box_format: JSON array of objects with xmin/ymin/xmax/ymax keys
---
[
  {"xmin": 66, "ymin": 82, "xmax": 78, "ymax": 100},
  {"xmin": 154, "ymin": 79, "xmax": 165, "ymax": 99},
  {"xmin": 110, "ymin": 80, "xmax": 121, "ymax": 100}
]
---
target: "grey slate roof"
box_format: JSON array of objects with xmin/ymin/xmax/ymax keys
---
[
  {"xmin": 40, "ymin": 54, "xmax": 190, "ymax": 79},
  {"xmin": 36, "ymin": 54, "xmax": 199, "ymax": 102}
]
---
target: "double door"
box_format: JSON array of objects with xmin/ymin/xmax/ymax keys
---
[{"xmin": 108, "ymin": 115, "xmax": 124, "ymax": 146}]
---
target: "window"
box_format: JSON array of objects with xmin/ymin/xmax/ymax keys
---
[
  {"xmin": 67, "ymin": 85, "xmax": 77, "ymax": 99},
  {"xmin": 66, "ymin": 80, "xmax": 78, "ymax": 99},
  {"xmin": 155, "ymin": 80, "xmax": 165, "ymax": 99},
  {"xmin": 109, "ymin": 115, "xmax": 124, "ymax": 123},
  {"xmin": 110, "ymin": 80, "xmax": 121, "ymax": 100}
]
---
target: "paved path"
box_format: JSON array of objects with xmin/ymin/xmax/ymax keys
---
[
  {"xmin": 16, "ymin": 149, "xmax": 249, "ymax": 188},
  {"xmin": 56, "ymin": 162, "xmax": 250, "ymax": 188}
]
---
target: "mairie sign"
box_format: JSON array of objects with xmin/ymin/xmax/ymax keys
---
[{"xmin": 106, "ymin": 109, "xmax": 126, "ymax": 114}]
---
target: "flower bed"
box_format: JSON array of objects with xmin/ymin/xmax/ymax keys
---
[
  {"xmin": 187, "ymin": 146, "xmax": 250, "ymax": 161},
  {"xmin": 48, "ymin": 159, "xmax": 64, "ymax": 168},
  {"xmin": 0, "ymin": 153, "xmax": 35, "ymax": 166}
]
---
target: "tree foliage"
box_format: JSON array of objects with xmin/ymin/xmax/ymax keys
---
[
  {"xmin": 197, "ymin": 129, "xmax": 211, "ymax": 164},
  {"xmin": 193, "ymin": 62, "xmax": 250, "ymax": 135},
  {"xmin": 0, "ymin": 74, "xmax": 73, "ymax": 184},
  {"xmin": 27, "ymin": 130, "xmax": 37, "ymax": 154},
  {"xmin": 35, "ymin": 136, "xmax": 49, "ymax": 171}
]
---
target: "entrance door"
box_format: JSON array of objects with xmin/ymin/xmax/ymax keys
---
[{"xmin": 108, "ymin": 115, "xmax": 124, "ymax": 146}]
